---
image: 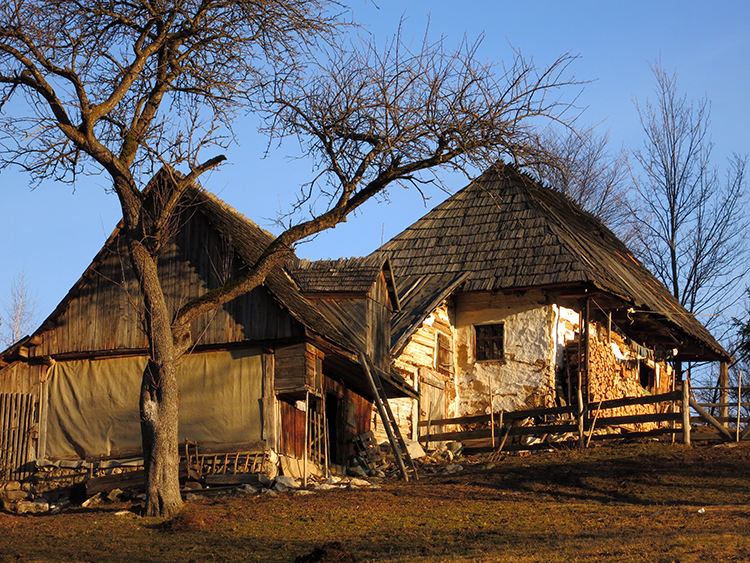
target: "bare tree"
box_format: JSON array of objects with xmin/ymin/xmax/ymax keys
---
[
  {"xmin": 0, "ymin": 0, "xmax": 342, "ymax": 518},
  {"xmin": 524, "ymin": 127, "xmax": 631, "ymax": 235},
  {"xmin": 630, "ymin": 62, "xmax": 748, "ymax": 330},
  {"xmin": 255, "ymin": 32, "xmax": 582, "ymax": 231},
  {"xmin": 0, "ymin": 2, "xmax": 580, "ymax": 516},
  {"xmin": 0, "ymin": 269, "xmax": 39, "ymax": 347}
]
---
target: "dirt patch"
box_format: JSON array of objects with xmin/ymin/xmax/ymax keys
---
[
  {"xmin": 159, "ymin": 510, "xmax": 213, "ymax": 533},
  {"xmin": 3, "ymin": 442, "xmax": 750, "ymax": 562},
  {"xmin": 293, "ymin": 542, "xmax": 357, "ymax": 563}
]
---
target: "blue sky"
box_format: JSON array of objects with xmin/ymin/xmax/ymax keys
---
[{"xmin": 1, "ymin": 0, "xmax": 749, "ymax": 325}]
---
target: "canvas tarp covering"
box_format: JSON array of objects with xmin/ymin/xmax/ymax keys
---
[{"xmin": 45, "ymin": 349, "xmax": 263, "ymax": 459}]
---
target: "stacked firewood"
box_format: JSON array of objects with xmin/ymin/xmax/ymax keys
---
[{"xmin": 588, "ymin": 333, "xmax": 660, "ymax": 432}]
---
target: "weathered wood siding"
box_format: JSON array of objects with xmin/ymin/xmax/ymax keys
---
[
  {"xmin": 278, "ymin": 377, "xmax": 372, "ymax": 465},
  {"xmin": 385, "ymin": 300, "xmax": 455, "ymax": 441},
  {"xmin": 31, "ymin": 209, "xmax": 304, "ymax": 358},
  {"xmin": 279, "ymin": 400, "xmax": 305, "ymax": 459},
  {"xmin": 325, "ymin": 378, "xmax": 372, "ymax": 466},
  {"xmin": 0, "ymin": 362, "xmax": 46, "ymax": 480},
  {"xmin": 274, "ymin": 342, "xmax": 323, "ymax": 396},
  {"xmin": 369, "ymin": 271, "xmax": 392, "ymax": 371},
  {"xmin": 305, "ymin": 271, "xmax": 392, "ymax": 371}
]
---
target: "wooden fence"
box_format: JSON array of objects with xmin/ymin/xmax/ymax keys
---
[
  {"xmin": 0, "ymin": 393, "xmax": 37, "ymax": 481},
  {"xmin": 418, "ymin": 383, "xmax": 748, "ymax": 454}
]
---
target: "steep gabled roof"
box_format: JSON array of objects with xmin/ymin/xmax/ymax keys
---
[
  {"xmin": 0, "ymin": 171, "xmax": 357, "ymax": 359},
  {"xmin": 187, "ymin": 184, "xmax": 358, "ymax": 353},
  {"xmin": 390, "ymin": 272, "xmax": 470, "ymax": 356},
  {"xmin": 378, "ymin": 163, "xmax": 728, "ymax": 361}
]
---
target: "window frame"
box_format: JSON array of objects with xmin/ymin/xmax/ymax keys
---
[
  {"xmin": 435, "ymin": 332, "xmax": 454, "ymax": 375},
  {"xmin": 474, "ymin": 323, "xmax": 505, "ymax": 362}
]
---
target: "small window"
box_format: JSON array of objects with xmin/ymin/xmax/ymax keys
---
[
  {"xmin": 639, "ymin": 361, "xmax": 655, "ymax": 393},
  {"xmin": 435, "ymin": 333, "xmax": 453, "ymax": 375},
  {"xmin": 475, "ymin": 323, "xmax": 504, "ymax": 362}
]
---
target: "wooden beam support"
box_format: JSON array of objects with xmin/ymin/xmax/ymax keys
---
[
  {"xmin": 719, "ymin": 362, "xmax": 729, "ymax": 424},
  {"xmin": 682, "ymin": 381, "xmax": 691, "ymax": 445},
  {"xmin": 689, "ymin": 398, "xmax": 733, "ymax": 441}
]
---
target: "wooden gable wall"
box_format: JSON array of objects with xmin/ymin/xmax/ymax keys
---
[
  {"xmin": 305, "ymin": 270, "xmax": 392, "ymax": 371},
  {"xmin": 31, "ymin": 208, "xmax": 304, "ymax": 358}
]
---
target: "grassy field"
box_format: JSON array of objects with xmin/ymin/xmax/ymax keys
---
[{"xmin": 2, "ymin": 441, "xmax": 750, "ymax": 562}]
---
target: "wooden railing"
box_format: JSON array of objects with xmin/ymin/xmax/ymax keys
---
[
  {"xmin": 691, "ymin": 384, "xmax": 750, "ymax": 442},
  {"xmin": 417, "ymin": 385, "xmax": 746, "ymax": 453}
]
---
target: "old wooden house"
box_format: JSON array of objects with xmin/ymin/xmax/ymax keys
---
[
  {"xmin": 0, "ymin": 175, "xmax": 413, "ymax": 482},
  {"xmin": 375, "ymin": 163, "xmax": 730, "ymax": 439}
]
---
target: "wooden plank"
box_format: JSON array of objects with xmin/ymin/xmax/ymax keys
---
[
  {"xmin": 85, "ymin": 469, "xmax": 147, "ymax": 495},
  {"xmin": 195, "ymin": 441, "xmax": 266, "ymax": 455},
  {"xmin": 263, "ymin": 353, "xmax": 278, "ymax": 451},
  {"xmin": 21, "ymin": 394, "xmax": 34, "ymax": 480},
  {"xmin": 689, "ymin": 398, "xmax": 733, "ymax": 441},
  {"xmin": 0, "ymin": 394, "xmax": 11, "ymax": 477},
  {"xmin": 38, "ymin": 376, "xmax": 49, "ymax": 463},
  {"xmin": 204, "ymin": 473, "xmax": 261, "ymax": 486},
  {"xmin": 418, "ymin": 405, "xmax": 576, "ymax": 427},
  {"xmin": 420, "ymin": 413, "xmax": 682, "ymax": 443},
  {"xmin": 10, "ymin": 393, "xmax": 22, "ymax": 478},
  {"xmin": 418, "ymin": 391, "xmax": 682, "ymax": 428},
  {"xmin": 463, "ymin": 427, "xmax": 687, "ymax": 453}
]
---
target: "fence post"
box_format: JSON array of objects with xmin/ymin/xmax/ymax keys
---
[
  {"xmin": 737, "ymin": 371, "xmax": 742, "ymax": 443},
  {"xmin": 682, "ymin": 379, "xmax": 691, "ymax": 446},
  {"xmin": 720, "ymin": 361, "xmax": 729, "ymax": 425},
  {"xmin": 577, "ymin": 387, "xmax": 585, "ymax": 447}
]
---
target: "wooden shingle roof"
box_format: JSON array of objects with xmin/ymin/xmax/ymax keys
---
[
  {"xmin": 286, "ymin": 256, "xmax": 400, "ymax": 310},
  {"xmin": 378, "ymin": 163, "xmax": 728, "ymax": 361},
  {"xmin": 6, "ymin": 171, "xmax": 358, "ymax": 358}
]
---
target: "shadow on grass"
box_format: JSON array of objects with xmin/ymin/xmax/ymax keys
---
[{"xmin": 402, "ymin": 442, "xmax": 750, "ymax": 507}]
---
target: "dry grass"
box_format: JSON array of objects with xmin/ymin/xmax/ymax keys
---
[{"xmin": 2, "ymin": 441, "xmax": 750, "ymax": 562}]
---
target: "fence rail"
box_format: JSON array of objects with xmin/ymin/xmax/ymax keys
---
[{"xmin": 418, "ymin": 385, "xmax": 748, "ymax": 453}]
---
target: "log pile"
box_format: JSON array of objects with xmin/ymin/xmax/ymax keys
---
[{"xmin": 588, "ymin": 332, "xmax": 662, "ymax": 432}]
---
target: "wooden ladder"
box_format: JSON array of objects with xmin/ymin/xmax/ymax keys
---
[{"xmin": 358, "ymin": 352, "xmax": 418, "ymax": 481}]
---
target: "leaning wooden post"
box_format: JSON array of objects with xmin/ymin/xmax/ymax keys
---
[
  {"xmin": 577, "ymin": 300, "xmax": 590, "ymax": 447},
  {"xmin": 489, "ymin": 374, "xmax": 495, "ymax": 448},
  {"xmin": 303, "ymin": 391, "xmax": 309, "ymax": 488},
  {"xmin": 577, "ymin": 387, "xmax": 585, "ymax": 447},
  {"xmin": 682, "ymin": 379, "xmax": 691, "ymax": 446}
]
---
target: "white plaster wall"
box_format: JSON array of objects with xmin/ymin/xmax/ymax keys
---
[
  {"xmin": 454, "ymin": 290, "xmax": 556, "ymax": 416},
  {"xmin": 556, "ymin": 306, "xmax": 580, "ymax": 355}
]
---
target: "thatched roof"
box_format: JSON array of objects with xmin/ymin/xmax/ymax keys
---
[{"xmin": 377, "ymin": 163, "xmax": 728, "ymax": 362}]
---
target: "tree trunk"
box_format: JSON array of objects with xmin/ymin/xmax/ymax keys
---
[
  {"xmin": 141, "ymin": 358, "xmax": 183, "ymax": 518},
  {"xmin": 128, "ymin": 235, "xmax": 184, "ymax": 518}
]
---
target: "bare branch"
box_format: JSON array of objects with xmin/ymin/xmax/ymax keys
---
[
  {"xmin": 258, "ymin": 29, "xmax": 584, "ymax": 227},
  {"xmin": 0, "ymin": 268, "xmax": 39, "ymax": 347},
  {"xmin": 630, "ymin": 61, "xmax": 749, "ymax": 330}
]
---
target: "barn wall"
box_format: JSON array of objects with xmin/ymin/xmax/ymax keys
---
[
  {"xmin": 32, "ymin": 210, "xmax": 304, "ymax": 358},
  {"xmin": 44, "ymin": 348, "xmax": 264, "ymax": 460},
  {"xmin": 0, "ymin": 362, "xmax": 47, "ymax": 479}
]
